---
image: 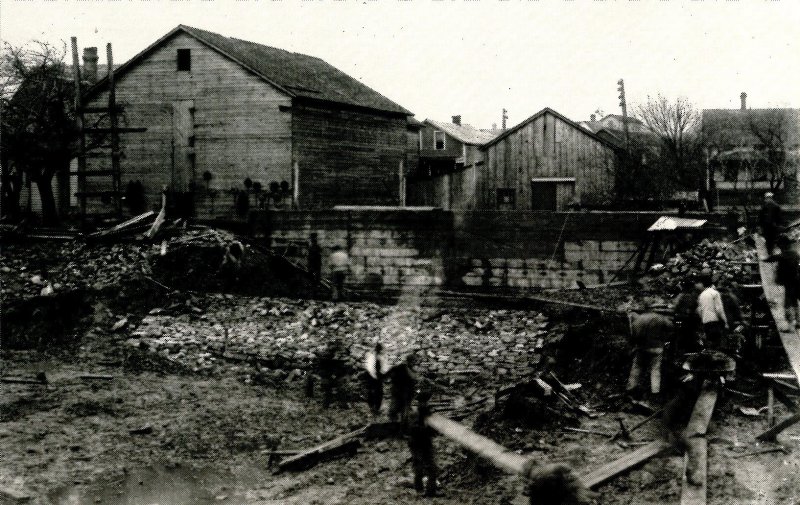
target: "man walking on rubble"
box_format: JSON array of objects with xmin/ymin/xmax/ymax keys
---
[
  {"xmin": 673, "ymin": 278, "xmax": 702, "ymax": 355},
  {"xmin": 775, "ymin": 235, "xmax": 800, "ymax": 330},
  {"xmin": 626, "ymin": 300, "xmax": 673, "ymax": 400},
  {"xmin": 408, "ymin": 387, "xmax": 437, "ymax": 497},
  {"xmin": 388, "ymin": 354, "xmax": 418, "ymax": 424},
  {"xmin": 697, "ymin": 273, "xmax": 728, "ymax": 349},
  {"xmin": 759, "ymin": 191, "xmax": 783, "ymax": 257}
]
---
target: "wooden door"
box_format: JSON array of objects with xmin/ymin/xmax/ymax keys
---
[
  {"xmin": 171, "ymin": 100, "xmax": 195, "ymax": 192},
  {"xmin": 531, "ymin": 181, "xmax": 557, "ymax": 210}
]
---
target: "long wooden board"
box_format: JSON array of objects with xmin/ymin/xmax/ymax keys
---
[
  {"xmin": 579, "ymin": 440, "xmax": 670, "ymax": 489},
  {"xmin": 425, "ymin": 413, "xmax": 528, "ymax": 474},
  {"xmin": 277, "ymin": 425, "xmax": 367, "ymax": 472},
  {"xmin": 679, "ymin": 381, "xmax": 719, "ymax": 505},
  {"xmin": 681, "ymin": 437, "xmax": 708, "ymax": 505},
  {"xmin": 756, "ymin": 236, "xmax": 800, "ymax": 385}
]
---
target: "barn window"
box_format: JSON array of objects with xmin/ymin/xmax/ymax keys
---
[
  {"xmin": 177, "ymin": 49, "xmax": 191, "ymax": 71},
  {"xmin": 434, "ymin": 131, "xmax": 445, "ymax": 150}
]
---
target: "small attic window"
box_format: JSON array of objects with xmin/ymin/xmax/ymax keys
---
[{"xmin": 177, "ymin": 49, "xmax": 191, "ymax": 71}]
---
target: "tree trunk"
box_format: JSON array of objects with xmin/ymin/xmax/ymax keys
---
[{"xmin": 35, "ymin": 177, "xmax": 59, "ymax": 225}]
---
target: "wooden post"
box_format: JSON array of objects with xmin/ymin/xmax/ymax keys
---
[
  {"xmin": 767, "ymin": 384, "xmax": 775, "ymax": 428},
  {"xmin": 398, "ymin": 160, "xmax": 406, "ymax": 207},
  {"xmin": 70, "ymin": 37, "xmax": 87, "ymax": 223},
  {"xmin": 107, "ymin": 43, "xmax": 121, "ymax": 217},
  {"xmin": 292, "ymin": 160, "xmax": 300, "ymax": 209}
]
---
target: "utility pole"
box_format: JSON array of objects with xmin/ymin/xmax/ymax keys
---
[{"xmin": 617, "ymin": 79, "xmax": 630, "ymax": 152}]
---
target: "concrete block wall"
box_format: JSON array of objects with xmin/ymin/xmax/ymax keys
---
[{"xmin": 252, "ymin": 209, "xmax": 724, "ymax": 293}]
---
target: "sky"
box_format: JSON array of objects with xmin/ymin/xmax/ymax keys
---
[{"xmin": 3, "ymin": 0, "xmax": 799, "ymax": 129}]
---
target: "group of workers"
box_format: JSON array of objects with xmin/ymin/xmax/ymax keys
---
[
  {"xmin": 627, "ymin": 192, "xmax": 799, "ymax": 400},
  {"xmin": 315, "ymin": 339, "xmax": 438, "ymax": 497}
]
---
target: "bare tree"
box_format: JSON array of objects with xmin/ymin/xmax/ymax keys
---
[
  {"xmin": 1, "ymin": 41, "xmax": 108, "ymax": 224},
  {"xmin": 747, "ymin": 109, "xmax": 798, "ymax": 192},
  {"xmin": 636, "ymin": 94, "xmax": 706, "ymax": 207}
]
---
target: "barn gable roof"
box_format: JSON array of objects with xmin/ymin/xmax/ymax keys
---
[
  {"xmin": 84, "ymin": 25, "xmax": 411, "ymax": 116},
  {"xmin": 482, "ymin": 107, "xmax": 615, "ymax": 149},
  {"xmin": 424, "ymin": 119, "xmax": 499, "ymax": 145}
]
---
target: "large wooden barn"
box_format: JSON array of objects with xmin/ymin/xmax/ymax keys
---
[
  {"xmin": 482, "ymin": 108, "xmax": 618, "ymax": 211},
  {"xmin": 78, "ymin": 25, "xmax": 412, "ymax": 219}
]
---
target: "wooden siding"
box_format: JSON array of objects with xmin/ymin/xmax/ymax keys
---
[
  {"xmin": 292, "ymin": 103, "xmax": 406, "ymax": 209},
  {"xmin": 83, "ymin": 32, "xmax": 293, "ymax": 218},
  {"xmin": 482, "ymin": 111, "xmax": 615, "ymax": 210},
  {"xmin": 419, "ymin": 124, "xmax": 465, "ymax": 159}
]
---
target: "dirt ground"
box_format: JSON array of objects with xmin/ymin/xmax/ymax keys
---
[{"xmin": 2, "ymin": 237, "xmax": 800, "ymax": 504}]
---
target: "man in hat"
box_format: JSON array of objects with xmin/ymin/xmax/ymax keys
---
[
  {"xmin": 329, "ymin": 245, "xmax": 350, "ymax": 301},
  {"xmin": 626, "ymin": 300, "xmax": 674, "ymax": 399},
  {"xmin": 775, "ymin": 234, "xmax": 800, "ymax": 329},
  {"xmin": 318, "ymin": 337, "xmax": 346, "ymax": 408},
  {"xmin": 759, "ymin": 192, "xmax": 782, "ymax": 257}
]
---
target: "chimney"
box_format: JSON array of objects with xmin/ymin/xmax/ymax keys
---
[
  {"xmin": 83, "ymin": 47, "xmax": 98, "ymax": 83},
  {"xmin": 451, "ymin": 115, "xmax": 461, "ymax": 126},
  {"xmin": 740, "ymin": 92, "xmax": 747, "ymax": 111},
  {"xmin": 502, "ymin": 108, "xmax": 508, "ymax": 130},
  {"xmin": 590, "ymin": 113, "xmax": 597, "ymax": 122}
]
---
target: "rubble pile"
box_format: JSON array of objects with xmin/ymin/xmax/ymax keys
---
[
  {"xmin": 646, "ymin": 238, "xmax": 758, "ymax": 293},
  {"xmin": 131, "ymin": 294, "xmax": 550, "ymax": 386},
  {"xmin": 0, "ymin": 242, "xmax": 153, "ymax": 300}
]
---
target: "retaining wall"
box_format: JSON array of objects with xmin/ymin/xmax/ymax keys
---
[{"xmin": 251, "ymin": 210, "xmax": 726, "ymax": 292}]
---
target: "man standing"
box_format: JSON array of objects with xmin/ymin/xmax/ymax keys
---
[
  {"xmin": 388, "ymin": 354, "xmax": 417, "ymax": 424},
  {"xmin": 759, "ymin": 192, "xmax": 782, "ymax": 257},
  {"xmin": 408, "ymin": 388, "xmax": 437, "ymax": 497},
  {"xmin": 627, "ymin": 301, "xmax": 673, "ymax": 399},
  {"xmin": 775, "ymin": 235, "xmax": 800, "ymax": 329},
  {"xmin": 673, "ymin": 278, "xmax": 701, "ymax": 355},
  {"xmin": 329, "ymin": 245, "xmax": 350, "ymax": 301},
  {"xmin": 307, "ymin": 233, "xmax": 322, "ymax": 283},
  {"xmin": 318, "ymin": 337, "xmax": 345, "ymax": 408},
  {"xmin": 696, "ymin": 273, "xmax": 728, "ymax": 349},
  {"xmin": 364, "ymin": 342, "xmax": 385, "ymax": 416}
]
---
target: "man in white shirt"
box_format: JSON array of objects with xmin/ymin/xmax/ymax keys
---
[
  {"xmin": 696, "ymin": 273, "xmax": 728, "ymax": 349},
  {"xmin": 329, "ymin": 245, "xmax": 350, "ymax": 301}
]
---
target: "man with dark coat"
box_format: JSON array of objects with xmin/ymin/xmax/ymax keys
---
[
  {"xmin": 388, "ymin": 354, "xmax": 417, "ymax": 424},
  {"xmin": 318, "ymin": 338, "xmax": 345, "ymax": 408},
  {"xmin": 775, "ymin": 235, "xmax": 800, "ymax": 329},
  {"xmin": 307, "ymin": 233, "xmax": 322, "ymax": 283},
  {"xmin": 759, "ymin": 192, "xmax": 782, "ymax": 257},
  {"xmin": 408, "ymin": 388, "xmax": 437, "ymax": 497},
  {"xmin": 627, "ymin": 301, "xmax": 674, "ymax": 399},
  {"xmin": 363, "ymin": 342, "xmax": 385, "ymax": 416}
]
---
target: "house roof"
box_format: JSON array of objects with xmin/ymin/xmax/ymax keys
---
[
  {"xmin": 703, "ymin": 108, "xmax": 800, "ymax": 147},
  {"xmin": 482, "ymin": 107, "xmax": 615, "ymax": 149},
  {"xmin": 601, "ymin": 114, "xmax": 645, "ymax": 126},
  {"xmin": 424, "ymin": 119, "xmax": 499, "ymax": 145},
  {"xmin": 84, "ymin": 25, "xmax": 411, "ymax": 116}
]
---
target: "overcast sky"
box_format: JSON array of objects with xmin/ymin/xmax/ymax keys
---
[{"xmin": 3, "ymin": 0, "xmax": 799, "ymax": 128}]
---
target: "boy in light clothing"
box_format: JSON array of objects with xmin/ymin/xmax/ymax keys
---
[{"xmin": 696, "ymin": 273, "xmax": 728, "ymax": 349}]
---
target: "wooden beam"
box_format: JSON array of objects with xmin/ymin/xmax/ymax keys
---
[
  {"xmin": 680, "ymin": 381, "xmax": 719, "ymax": 505},
  {"xmin": 425, "ymin": 413, "xmax": 528, "ymax": 474},
  {"xmin": 685, "ymin": 382, "xmax": 719, "ymax": 437},
  {"xmin": 681, "ymin": 437, "xmax": 708, "ymax": 505},
  {"xmin": 277, "ymin": 426, "xmax": 367, "ymax": 472},
  {"xmin": 83, "ymin": 127, "xmax": 147, "ymax": 134},
  {"xmin": 757, "ymin": 237, "xmax": 800, "ymax": 385},
  {"xmin": 756, "ymin": 411, "xmax": 800, "ymax": 442},
  {"xmin": 579, "ymin": 440, "xmax": 670, "ymax": 489}
]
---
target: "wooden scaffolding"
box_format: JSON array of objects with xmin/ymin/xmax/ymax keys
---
[{"xmin": 70, "ymin": 38, "xmax": 146, "ymax": 225}]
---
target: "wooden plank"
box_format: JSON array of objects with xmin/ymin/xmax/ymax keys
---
[
  {"xmin": 681, "ymin": 437, "xmax": 708, "ymax": 505},
  {"xmin": 757, "ymin": 236, "xmax": 800, "ymax": 385},
  {"xmin": 83, "ymin": 127, "xmax": 147, "ymax": 134},
  {"xmin": 579, "ymin": 440, "xmax": 670, "ymax": 489},
  {"xmin": 425, "ymin": 413, "xmax": 528, "ymax": 474},
  {"xmin": 277, "ymin": 425, "xmax": 367, "ymax": 472},
  {"xmin": 756, "ymin": 411, "xmax": 800, "ymax": 442},
  {"xmin": 685, "ymin": 382, "xmax": 719, "ymax": 437},
  {"xmin": 679, "ymin": 381, "xmax": 719, "ymax": 505}
]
